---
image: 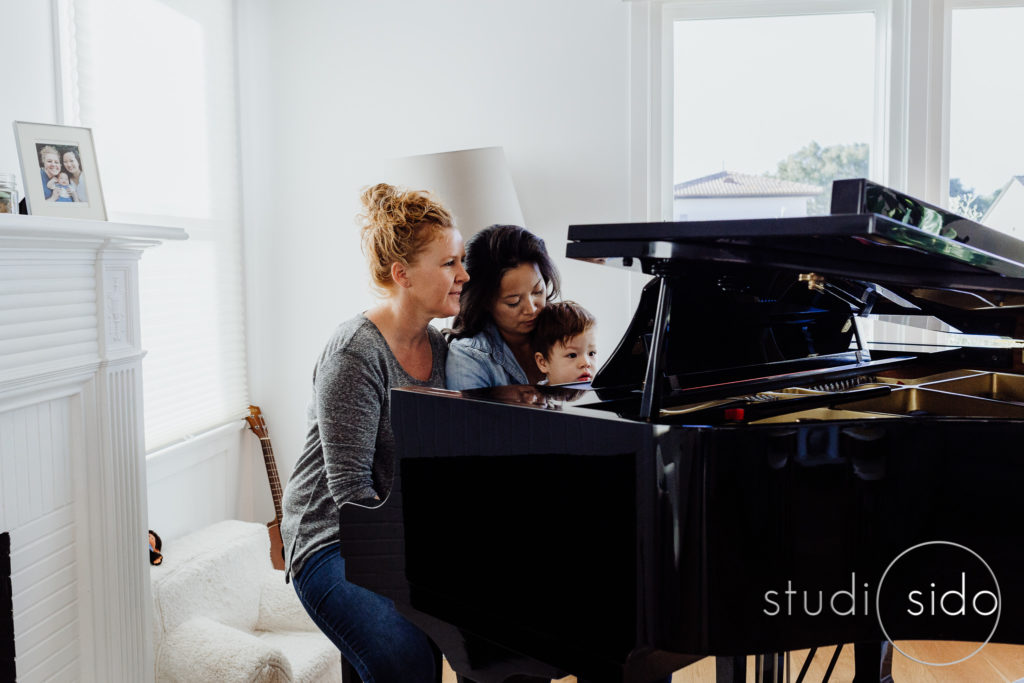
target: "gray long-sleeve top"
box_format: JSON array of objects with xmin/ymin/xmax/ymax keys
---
[{"xmin": 280, "ymin": 314, "xmax": 447, "ymax": 580}]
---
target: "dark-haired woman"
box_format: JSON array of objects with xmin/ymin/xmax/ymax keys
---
[
  {"xmin": 446, "ymin": 229, "xmax": 672, "ymax": 682},
  {"xmin": 61, "ymin": 148, "xmax": 88, "ymax": 203},
  {"xmin": 446, "ymin": 224, "xmax": 561, "ymax": 390},
  {"xmin": 280, "ymin": 182, "xmax": 468, "ymax": 682}
]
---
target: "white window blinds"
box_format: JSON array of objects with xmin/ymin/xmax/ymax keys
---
[{"xmin": 63, "ymin": 0, "xmax": 249, "ymax": 451}]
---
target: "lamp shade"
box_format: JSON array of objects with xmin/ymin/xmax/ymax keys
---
[{"xmin": 383, "ymin": 146, "xmax": 524, "ymax": 240}]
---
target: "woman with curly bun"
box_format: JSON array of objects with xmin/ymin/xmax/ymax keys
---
[
  {"xmin": 280, "ymin": 183, "xmax": 468, "ymax": 682},
  {"xmin": 446, "ymin": 224, "xmax": 561, "ymax": 390}
]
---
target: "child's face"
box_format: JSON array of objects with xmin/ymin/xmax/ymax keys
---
[
  {"xmin": 58, "ymin": 173, "xmax": 69, "ymax": 185},
  {"xmin": 535, "ymin": 327, "xmax": 598, "ymax": 385}
]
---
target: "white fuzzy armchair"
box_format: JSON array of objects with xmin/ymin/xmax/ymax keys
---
[{"xmin": 151, "ymin": 519, "xmax": 341, "ymax": 683}]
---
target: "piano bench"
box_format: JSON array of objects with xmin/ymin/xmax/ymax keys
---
[
  {"xmin": 338, "ymin": 648, "xmax": 446, "ymax": 682},
  {"xmin": 340, "ymin": 657, "xmax": 359, "ymax": 683}
]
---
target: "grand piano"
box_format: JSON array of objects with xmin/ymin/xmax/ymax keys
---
[{"xmin": 341, "ymin": 179, "xmax": 1024, "ymax": 682}]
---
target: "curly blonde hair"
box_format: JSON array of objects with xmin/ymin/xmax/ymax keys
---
[{"xmin": 358, "ymin": 183, "xmax": 454, "ymax": 294}]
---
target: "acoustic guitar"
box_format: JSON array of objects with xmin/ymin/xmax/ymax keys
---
[{"xmin": 245, "ymin": 405, "xmax": 286, "ymax": 570}]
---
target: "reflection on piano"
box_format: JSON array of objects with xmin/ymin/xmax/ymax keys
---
[{"xmin": 342, "ymin": 179, "xmax": 1024, "ymax": 682}]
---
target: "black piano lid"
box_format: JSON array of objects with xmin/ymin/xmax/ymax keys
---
[
  {"xmin": 569, "ymin": 179, "xmax": 1024, "ymax": 288},
  {"xmin": 566, "ymin": 180, "xmax": 1024, "ymax": 416}
]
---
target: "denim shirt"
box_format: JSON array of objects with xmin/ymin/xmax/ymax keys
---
[{"xmin": 446, "ymin": 323, "xmax": 529, "ymax": 390}]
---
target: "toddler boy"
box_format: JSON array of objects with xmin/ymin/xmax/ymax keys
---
[{"xmin": 531, "ymin": 301, "xmax": 598, "ymax": 385}]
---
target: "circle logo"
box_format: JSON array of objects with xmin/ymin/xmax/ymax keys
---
[{"xmin": 875, "ymin": 540, "xmax": 1000, "ymax": 666}]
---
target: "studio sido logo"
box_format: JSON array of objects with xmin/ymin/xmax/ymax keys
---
[
  {"xmin": 876, "ymin": 541, "xmax": 1000, "ymax": 666},
  {"xmin": 763, "ymin": 541, "xmax": 1001, "ymax": 667}
]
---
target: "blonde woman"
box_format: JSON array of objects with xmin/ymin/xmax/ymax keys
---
[
  {"xmin": 38, "ymin": 145, "xmax": 63, "ymax": 201},
  {"xmin": 280, "ymin": 183, "xmax": 468, "ymax": 682}
]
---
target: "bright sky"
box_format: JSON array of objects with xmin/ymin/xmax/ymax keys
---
[
  {"xmin": 674, "ymin": 13, "xmax": 876, "ymax": 185},
  {"xmin": 673, "ymin": 8, "xmax": 1024, "ymax": 198},
  {"xmin": 949, "ymin": 7, "xmax": 1024, "ymax": 196}
]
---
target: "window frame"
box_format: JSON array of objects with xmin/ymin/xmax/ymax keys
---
[
  {"xmin": 54, "ymin": 0, "xmax": 251, "ymax": 452},
  {"xmin": 629, "ymin": 0, "xmax": 1024, "ymax": 221}
]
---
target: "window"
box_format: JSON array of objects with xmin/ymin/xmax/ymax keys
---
[
  {"xmin": 948, "ymin": 4, "xmax": 1024, "ymax": 236},
  {"xmin": 60, "ymin": 0, "xmax": 249, "ymax": 451},
  {"xmin": 633, "ymin": 0, "xmax": 1024, "ymax": 224},
  {"xmin": 672, "ymin": 10, "xmax": 879, "ymax": 219}
]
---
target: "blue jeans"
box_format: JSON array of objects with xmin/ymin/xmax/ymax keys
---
[{"xmin": 292, "ymin": 544, "xmax": 439, "ymax": 683}]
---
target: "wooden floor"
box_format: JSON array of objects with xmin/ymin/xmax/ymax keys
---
[{"xmin": 441, "ymin": 641, "xmax": 1024, "ymax": 682}]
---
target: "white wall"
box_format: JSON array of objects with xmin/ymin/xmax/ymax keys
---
[
  {"xmin": 0, "ymin": 2, "xmax": 58, "ymax": 195},
  {"xmin": 238, "ymin": 0, "xmax": 638, "ymax": 483},
  {"xmin": 146, "ymin": 423, "xmax": 256, "ymax": 540}
]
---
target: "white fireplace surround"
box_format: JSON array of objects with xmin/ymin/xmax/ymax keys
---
[{"xmin": 0, "ymin": 214, "xmax": 185, "ymax": 682}]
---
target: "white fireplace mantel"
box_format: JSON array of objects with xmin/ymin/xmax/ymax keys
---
[{"xmin": 0, "ymin": 213, "xmax": 186, "ymax": 682}]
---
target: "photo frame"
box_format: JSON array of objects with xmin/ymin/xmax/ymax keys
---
[{"xmin": 13, "ymin": 121, "xmax": 107, "ymax": 220}]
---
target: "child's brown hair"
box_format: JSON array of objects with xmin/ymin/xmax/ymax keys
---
[{"xmin": 531, "ymin": 301, "xmax": 595, "ymax": 359}]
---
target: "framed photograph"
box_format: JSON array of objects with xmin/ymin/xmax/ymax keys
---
[{"xmin": 13, "ymin": 121, "xmax": 107, "ymax": 220}]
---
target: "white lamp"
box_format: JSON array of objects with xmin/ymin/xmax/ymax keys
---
[{"xmin": 382, "ymin": 146, "xmax": 524, "ymax": 240}]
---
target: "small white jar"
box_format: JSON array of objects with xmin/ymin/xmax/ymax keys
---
[{"xmin": 0, "ymin": 171, "xmax": 18, "ymax": 214}]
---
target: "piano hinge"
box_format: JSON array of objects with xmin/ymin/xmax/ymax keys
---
[{"xmin": 799, "ymin": 272, "xmax": 825, "ymax": 293}]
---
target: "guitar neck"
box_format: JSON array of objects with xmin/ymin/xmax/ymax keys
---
[{"xmin": 258, "ymin": 437, "xmax": 285, "ymax": 521}]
